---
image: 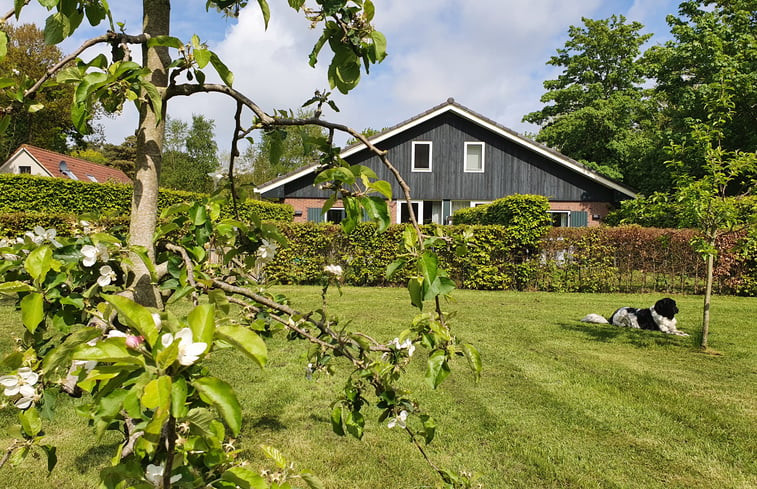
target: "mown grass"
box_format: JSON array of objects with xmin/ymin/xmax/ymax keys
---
[{"xmin": 0, "ymin": 289, "xmax": 755, "ymax": 488}]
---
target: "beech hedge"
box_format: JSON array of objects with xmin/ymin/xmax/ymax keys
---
[
  {"xmin": 263, "ymin": 223, "xmax": 755, "ymax": 296},
  {"xmin": 0, "ymin": 173, "xmax": 293, "ymax": 222}
]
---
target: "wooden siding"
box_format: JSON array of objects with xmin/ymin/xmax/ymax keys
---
[{"xmin": 268, "ymin": 112, "xmax": 618, "ymax": 202}]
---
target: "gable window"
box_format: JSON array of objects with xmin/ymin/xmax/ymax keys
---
[
  {"xmin": 18, "ymin": 166, "xmax": 31, "ymax": 174},
  {"xmin": 412, "ymin": 141, "xmax": 432, "ymax": 172},
  {"xmin": 464, "ymin": 142, "xmax": 484, "ymax": 172}
]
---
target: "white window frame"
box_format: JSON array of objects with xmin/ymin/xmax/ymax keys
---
[
  {"xmin": 470, "ymin": 201, "xmax": 491, "ymax": 207},
  {"xmin": 548, "ymin": 210, "xmax": 570, "ymax": 227},
  {"xmin": 411, "ymin": 141, "xmax": 433, "ymax": 172},
  {"xmin": 464, "ymin": 142, "xmax": 485, "ymax": 173},
  {"xmin": 325, "ymin": 207, "xmax": 346, "ymax": 224}
]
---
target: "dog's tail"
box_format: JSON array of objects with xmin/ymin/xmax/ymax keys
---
[{"xmin": 580, "ymin": 313, "xmax": 609, "ymax": 324}]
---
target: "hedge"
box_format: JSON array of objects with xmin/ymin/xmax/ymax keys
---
[
  {"xmin": 263, "ymin": 223, "xmax": 755, "ymax": 296},
  {"xmin": 0, "ymin": 173, "xmax": 293, "ymax": 221}
]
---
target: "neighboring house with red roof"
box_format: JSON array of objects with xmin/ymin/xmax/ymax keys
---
[{"xmin": 0, "ymin": 144, "xmax": 131, "ymax": 184}]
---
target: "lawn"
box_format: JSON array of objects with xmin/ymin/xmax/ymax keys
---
[{"xmin": 0, "ymin": 288, "xmax": 755, "ymax": 488}]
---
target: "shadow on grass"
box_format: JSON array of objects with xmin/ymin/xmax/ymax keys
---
[
  {"xmin": 559, "ymin": 321, "xmax": 691, "ymax": 348},
  {"xmin": 250, "ymin": 414, "xmax": 286, "ymax": 431},
  {"xmin": 74, "ymin": 441, "xmax": 121, "ymax": 474}
]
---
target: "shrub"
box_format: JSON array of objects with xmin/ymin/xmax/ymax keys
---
[{"xmin": 0, "ymin": 173, "xmax": 293, "ymax": 221}]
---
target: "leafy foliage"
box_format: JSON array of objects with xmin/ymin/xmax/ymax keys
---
[{"xmin": 0, "ymin": 173, "xmax": 293, "ymax": 222}]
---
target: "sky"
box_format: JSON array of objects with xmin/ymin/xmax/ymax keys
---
[{"xmin": 10, "ymin": 0, "xmax": 684, "ymax": 154}]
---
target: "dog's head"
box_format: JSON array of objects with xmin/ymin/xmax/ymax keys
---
[{"xmin": 654, "ymin": 298, "xmax": 678, "ymax": 319}]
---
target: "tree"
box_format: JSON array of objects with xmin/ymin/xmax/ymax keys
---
[
  {"xmin": 161, "ymin": 115, "xmax": 220, "ymax": 193},
  {"xmin": 667, "ymin": 79, "xmax": 757, "ymax": 350},
  {"xmin": 101, "ymin": 134, "xmax": 138, "ymax": 177},
  {"xmin": 0, "ymin": 23, "xmax": 83, "ymax": 159},
  {"xmin": 0, "ymin": 2, "xmax": 479, "ymax": 488},
  {"xmin": 646, "ymin": 0, "xmax": 756, "ymax": 185},
  {"xmin": 523, "ymin": 15, "xmax": 655, "ymax": 186}
]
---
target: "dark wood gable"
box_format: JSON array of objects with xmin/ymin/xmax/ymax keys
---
[{"xmin": 265, "ymin": 110, "xmax": 622, "ymax": 203}]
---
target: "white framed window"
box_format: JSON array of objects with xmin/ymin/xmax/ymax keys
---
[
  {"xmin": 326, "ymin": 208, "xmax": 346, "ymax": 224},
  {"xmin": 18, "ymin": 166, "xmax": 31, "ymax": 174},
  {"xmin": 464, "ymin": 142, "xmax": 485, "ymax": 172},
  {"xmin": 397, "ymin": 200, "xmax": 443, "ymax": 225},
  {"xmin": 549, "ymin": 211, "xmax": 569, "ymax": 227},
  {"xmin": 412, "ymin": 141, "xmax": 432, "ymax": 172}
]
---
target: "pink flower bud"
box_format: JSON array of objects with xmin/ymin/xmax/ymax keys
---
[{"xmin": 125, "ymin": 335, "xmax": 144, "ymax": 349}]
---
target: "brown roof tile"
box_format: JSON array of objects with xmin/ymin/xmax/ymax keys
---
[{"xmin": 17, "ymin": 144, "xmax": 132, "ymax": 184}]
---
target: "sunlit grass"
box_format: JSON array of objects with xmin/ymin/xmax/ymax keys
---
[{"xmin": 0, "ymin": 289, "xmax": 755, "ymax": 488}]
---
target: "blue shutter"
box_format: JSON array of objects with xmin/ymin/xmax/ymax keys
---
[
  {"xmin": 570, "ymin": 211, "xmax": 588, "ymax": 227},
  {"xmin": 307, "ymin": 208, "xmax": 324, "ymax": 223}
]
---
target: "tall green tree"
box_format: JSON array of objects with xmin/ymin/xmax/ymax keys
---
[
  {"xmin": 667, "ymin": 79, "xmax": 757, "ymax": 349},
  {"xmin": 160, "ymin": 114, "xmax": 219, "ymax": 192},
  {"xmin": 645, "ymin": 0, "xmax": 757, "ymax": 185},
  {"xmin": 0, "ymin": 23, "xmax": 82, "ymax": 158},
  {"xmin": 523, "ymin": 15, "xmax": 654, "ymax": 185}
]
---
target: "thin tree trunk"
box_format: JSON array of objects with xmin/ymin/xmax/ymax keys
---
[
  {"xmin": 701, "ymin": 247, "xmax": 715, "ymax": 350},
  {"xmin": 129, "ymin": 0, "xmax": 171, "ymax": 308}
]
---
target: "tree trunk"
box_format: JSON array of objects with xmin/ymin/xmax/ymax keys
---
[
  {"xmin": 129, "ymin": 0, "xmax": 171, "ymax": 308},
  {"xmin": 701, "ymin": 246, "xmax": 715, "ymax": 350}
]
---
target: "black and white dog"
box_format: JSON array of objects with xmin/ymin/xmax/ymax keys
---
[{"xmin": 581, "ymin": 298, "xmax": 688, "ymax": 336}]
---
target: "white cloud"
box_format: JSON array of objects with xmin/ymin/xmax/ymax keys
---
[{"xmin": 9, "ymin": 0, "xmax": 681, "ymax": 153}]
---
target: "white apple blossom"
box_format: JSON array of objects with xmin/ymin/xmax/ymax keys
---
[
  {"xmin": 0, "ymin": 367, "xmax": 40, "ymax": 409},
  {"xmin": 26, "ymin": 226, "xmax": 62, "ymax": 248},
  {"xmin": 161, "ymin": 328, "xmax": 207, "ymax": 366},
  {"xmin": 145, "ymin": 463, "xmax": 181, "ymax": 487},
  {"xmin": 387, "ymin": 410, "xmax": 408, "ymax": 429},
  {"xmin": 256, "ymin": 239, "xmax": 278, "ymax": 263},
  {"xmin": 81, "ymin": 243, "xmax": 110, "ymax": 267},
  {"xmin": 324, "ymin": 264, "xmax": 343, "ymax": 278},
  {"xmin": 389, "ymin": 337, "xmax": 416, "ymax": 357},
  {"xmin": 97, "ymin": 265, "xmax": 116, "ymax": 287}
]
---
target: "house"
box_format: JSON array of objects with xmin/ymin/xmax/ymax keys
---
[
  {"xmin": 256, "ymin": 99, "xmax": 636, "ymax": 227},
  {"xmin": 0, "ymin": 144, "xmax": 131, "ymax": 184}
]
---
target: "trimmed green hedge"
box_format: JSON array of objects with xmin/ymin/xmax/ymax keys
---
[{"xmin": 0, "ymin": 173, "xmax": 293, "ymax": 221}]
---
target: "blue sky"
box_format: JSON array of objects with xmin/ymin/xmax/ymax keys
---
[{"xmin": 11, "ymin": 0, "xmax": 684, "ymax": 153}]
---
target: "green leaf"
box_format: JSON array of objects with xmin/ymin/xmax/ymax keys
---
[
  {"xmin": 344, "ymin": 410, "xmax": 364, "ymax": 439},
  {"xmin": 360, "ymin": 196, "xmax": 390, "ymax": 232},
  {"xmin": 0, "ymin": 281, "xmax": 35, "ymax": 295},
  {"xmin": 420, "ymin": 414, "xmax": 436, "ymax": 444},
  {"xmin": 221, "ymin": 467, "xmax": 267, "ymax": 489},
  {"xmin": 142, "ymin": 375, "xmax": 172, "ymax": 411},
  {"xmin": 20, "ymin": 292, "xmax": 44, "ymax": 333},
  {"xmin": 0, "ymin": 30, "xmax": 7, "ymax": 58},
  {"xmin": 300, "ymin": 472, "xmax": 326, "ymax": 489},
  {"xmin": 261, "ymin": 445, "xmax": 287, "ymax": 469},
  {"xmin": 129, "ymin": 245, "xmax": 157, "ymax": 282},
  {"xmin": 425, "ymin": 350, "xmax": 451, "ymax": 389},
  {"xmin": 171, "ymin": 377, "xmax": 188, "ymax": 418},
  {"xmin": 461, "ymin": 343, "xmax": 482, "ymax": 382},
  {"xmin": 73, "ymin": 339, "xmax": 145, "ymax": 365},
  {"xmin": 25, "ymin": 245, "xmax": 54, "ymax": 283},
  {"xmin": 363, "ymin": 0, "xmax": 375, "ymax": 22},
  {"xmin": 19, "ymin": 407, "xmax": 42, "ymax": 437},
  {"xmin": 102, "ymin": 294, "xmax": 159, "ymax": 347},
  {"xmin": 369, "ymin": 31, "xmax": 387, "ymax": 63},
  {"xmin": 193, "ymin": 376, "xmax": 242, "ymax": 436},
  {"xmin": 41, "ymin": 444, "xmax": 57, "ymax": 473},
  {"xmin": 42, "ymin": 326, "xmax": 102, "ymax": 375},
  {"xmin": 407, "ymin": 277, "xmax": 424, "ymax": 310},
  {"xmin": 44, "ymin": 12, "xmax": 69, "ymax": 45},
  {"xmin": 209, "ymin": 52, "xmax": 234, "ymax": 86},
  {"xmin": 257, "ymin": 0, "xmax": 271, "ymax": 29},
  {"xmin": 215, "ymin": 325, "xmax": 267, "ymax": 368},
  {"xmin": 147, "ymin": 35, "xmax": 184, "ymax": 49},
  {"xmin": 386, "ymin": 259, "xmax": 406, "ymax": 280},
  {"xmin": 369, "ymin": 179, "xmax": 392, "ymax": 199},
  {"xmin": 330, "ymin": 405, "xmax": 345, "ymax": 436},
  {"xmin": 141, "ymin": 80, "xmax": 163, "ymax": 121},
  {"xmin": 188, "ymin": 303, "xmax": 215, "ymax": 353},
  {"xmin": 194, "ymin": 48, "xmax": 211, "ymax": 68}
]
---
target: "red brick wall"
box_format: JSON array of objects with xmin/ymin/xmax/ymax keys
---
[{"xmin": 284, "ymin": 197, "xmax": 612, "ymax": 227}]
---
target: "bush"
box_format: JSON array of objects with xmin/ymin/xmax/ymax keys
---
[{"xmin": 0, "ymin": 173, "xmax": 293, "ymax": 221}]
